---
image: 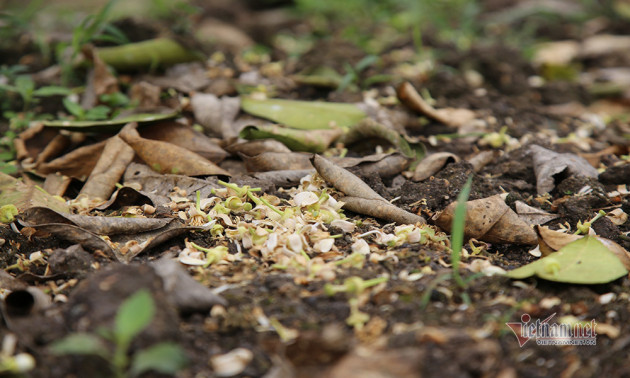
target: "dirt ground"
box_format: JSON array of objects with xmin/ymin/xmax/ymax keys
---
[{"xmin": 1, "ymin": 0, "xmax": 630, "ymax": 377}]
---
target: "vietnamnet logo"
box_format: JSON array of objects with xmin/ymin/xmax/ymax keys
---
[{"xmin": 506, "ymin": 313, "xmax": 597, "ymax": 347}]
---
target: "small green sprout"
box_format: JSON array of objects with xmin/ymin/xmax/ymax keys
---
[
  {"xmin": 0, "ymin": 204, "xmax": 18, "ymax": 223},
  {"xmin": 574, "ymin": 210, "xmax": 606, "ymax": 235},
  {"xmin": 50, "ymin": 289, "xmax": 187, "ymax": 378},
  {"xmin": 324, "ymin": 276, "xmax": 388, "ymax": 297},
  {"xmin": 190, "ymin": 242, "xmax": 228, "ymax": 267},
  {"xmin": 345, "ymin": 298, "xmax": 370, "ymax": 330},
  {"xmin": 334, "ymin": 252, "xmax": 366, "ymax": 269}
]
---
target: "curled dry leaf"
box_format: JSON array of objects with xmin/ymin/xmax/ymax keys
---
[
  {"xmin": 514, "ymin": 201, "xmax": 559, "ymax": 226},
  {"xmin": 20, "ymin": 207, "xmax": 171, "ymax": 235},
  {"xmin": 119, "ymin": 123, "xmax": 230, "ymax": 176},
  {"xmin": 225, "ymin": 139, "xmax": 291, "ymax": 156},
  {"xmin": 311, "ymin": 154, "xmax": 382, "ymax": 201},
  {"xmin": 467, "ymin": 150, "xmax": 500, "ymax": 172},
  {"xmin": 242, "ymin": 152, "xmax": 313, "ymax": 172},
  {"xmin": 412, "ymin": 152, "xmax": 459, "ymax": 182},
  {"xmin": 211, "ymin": 348, "xmax": 253, "ymax": 377},
  {"xmin": 397, "ymin": 82, "xmax": 476, "ymax": 127},
  {"xmin": 312, "ymin": 155, "xmax": 425, "ymax": 224},
  {"xmin": 79, "ymin": 135, "xmax": 135, "ymax": 201},
  {"xmin": 341, "ymin": 197, "xmax": 425, "ymax": 225},
  {"xmin": 433, "ymin": 194, "xmax": 537, "ymax": 245},
  {"xmin": 140, "ymin": 121, "xmax": 228, "ymax": 163},
  {"xmin": 529, "ymin": 145, "xmax": 598, "ymax": 195}
]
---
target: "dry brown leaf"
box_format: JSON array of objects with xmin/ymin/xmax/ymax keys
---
[
  {"xmin": 312, "ymin": 155, "xmax": 424, "ymax": 224},
  {"xmin": 341, "ymin": 197, "xmax": 425, "ymax": 225},
  {"xmin": 312, "ymin": 154, "xmax": 382, "ymax": 201},
  {"xmin": 412, "ymin": 152, "xmax": 459, "ymax": 182},
  {"xmin": 433, "ymin": 194, "xmax": 537, "ymax": 245},
  {"xmin": 42, "ymin": 173, "xmax": 72, "ymax": 197},
  {"xmin": 467, "ymin": 150, "xmax": 501, "ymax": 172},
  {"xmin": 397, "ymin": 82, "xmax": 476, "ymax": 127},
  {"xmin": 119, "ymin": 123, "xmax": 230, "ymax": 176},
  {"xmin": 535, "ymin": 226, "xmax": 583, "ymax": 256},
  {"xmin": 140, "ymin": 121, "xmax": 228, "ymax": 162},
  {"xmin": 242, "ymin": 152, "xmax": 313, "ymax": 172},
  {"xmin": 129, "ymin": 81, "xmax": 162, "ymax": 109},
  {"xmin": 79, "ymin": 135, "xmax": 135, "ymax": 200},
  {"xmin": 225, "ymin": 139, "xmax": 292, "ymax": 156},
  {"xmin": 529, "ymin": 145, "xmax": 598, "ymax": 195},
  {"xmin": 514, "ymin": 201, "xmax": 559, "ymax": 226},
  {"xmin": 191, "ymin": 93, "xmax": 241, "ymax": 138},
  {"xmin": 37, "ymin": 140, "xmax": 107, "ymax": 180}
]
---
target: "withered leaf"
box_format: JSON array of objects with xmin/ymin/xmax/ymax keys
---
[
  {"xmin": 20, "ymin": 207, "xmax": 171, "ymax": 235},
  {"xmin": 140, "ymin": 121, "xmax": 228, "ymax": 162},
  {"xmin": 79, "ymin": 135, "xmax": 135, "ymax": 201},
  {"xmin": 36, "ymin": 140, "xmax": 106, "ymax": 180},
  {"xmin": 341, "ymin": 196, "xmax": 425, "ymax": 225},
  {"xmin": 312, "ymin": 155, "xmax": 425, "ymax": 224},
  {"xmin": 119, "ymin": 123, "xmax": 230, "ymax": 176},
  {"xmin": 412, "ymin": 152, "xmax": 459, "ymax": 182},
  {"xmin": 433, "ymin": 194, "xmax": 537, "ymax": 245},
  {"xmin": 150, "ymin": 257, "xmax": 227, "ymax": 313},
  {"xmin": 0, "ymin": 173, "xmax": 70, "ymax": 213},
  {"xmin": 242, "ymin": 152, "xmax": 313, "ymax": 172},
  {"xmin": 529, "ymin": 145, "xmax": 598, "ymax": 195}
]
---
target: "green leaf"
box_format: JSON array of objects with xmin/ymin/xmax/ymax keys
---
[
  {"xmin": 451, "ymin": 176, "xmax": 472, "ymax": 288},
  {"xmin": 85, "ymin": 105, "xmax": 111, "ymax": 121},
  {"xmin": 14, "ymin": 76, "xmax": 34, "ymax": 97},
  {"xmin": 241, "ymin": 97, "xmax": 366, "ymax": 130},
  {"xmin": 42, "ymin": 112, "xmax": 178, "ymax": 133},
  {"xmin": 506, "ymin": 236, "xmax": 628, "ymax": 284},
  {"xmin": 239, "ymin": 124, "xmax": 343, "ymax": 152},
  {"xmin": 129, "ymin": 342, "xmax": 188, "ymax": 377},
  {"xmin": 32, "ymin": 86, "xmax": 73, "ymax": 97},
  {"xmin": 49, "ymin": 333, "xmax": 108, "ymax": 358},
  {"xmin": 63, "ymin": 97, "xmax": 85, "ymax": 118},
  {"xmin": 115, "ymin": 289, "xmax": 155, "ymax": 346}
]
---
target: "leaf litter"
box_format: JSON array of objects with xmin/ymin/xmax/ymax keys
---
[{"xmin": 1, "ymin": 2, "xmax": 630, "ymax": 377}]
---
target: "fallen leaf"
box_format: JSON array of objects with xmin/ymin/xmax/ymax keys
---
[
  {"xmin": 140, "ymin": 121, "xmax": 228, "ymax": 163},
  {"xmin": 0, "ymin": 173, "xmax": 70, "ymax": 213},
  {"xmin": 119, "ymin": 123, "xmax": 230, "ymax": 176},
  {"xmin": 340, "ymin": 118, "xmax": 424, "ymax": 160},
  {"xmin": 20, "ymin": 207, "xmax": 171, "ymax": 235},
  {"xmin": 397, "ymin": 82, "xmax": 476, "ymax": 127},
  {"xmin": 241, "ymin": 97, "xmax": 366, "ymax": 130},
  {"xmin": 191, "ymin": 93, "xmax": 241, "ymax": 138},
  {"xmin": 312, "ymin": 155, "xmax": 425, "ymax": 224},
  {"xmin": 505, "ymin": 236, "xmax": 628, "ymax": 284},
  {"xmin": 150, "ymin": 257, "xmax": 227, "ymax": 313},
  {"xmin": 43, "ymin": 112, "xmax": 179, "ymax": 133},
  {"xmin": 78, "ymin": 135, "xmax": 135, "ymax": 200},
  {"xmin": 225, "ymin": 139, "xmax": 291, "ymax": 156},
  {"xmin": 514, "ymin": 201, "xmax": 559, "ymax": 226},
  {"xmin": 242, "ymin": 152, "xmax": 313, "ymax": 172},
  {"xmin": 529, "ymin": 145, "xmax": 598, "ymax": 195},
  {"xmin": 36, "ymin": 140, "xmax": 106, "ymax": 180},
  {"xmin": 412, "ymin": 152, "xmax": 459, "ymax": 182},
  {"xmin": 96, "ymin": 38, "xmax": 202, "ymax": 71},
  {"xmin": 433, "ymin": 194, "xmax": 537, "ymax": 245},
  {"xmin": 341, "ymin": 197, "xmax": 425, "ymax": 225},
  {"xmin": 239, "ymin": 124, "xmax": 344, "ymax": 152}
]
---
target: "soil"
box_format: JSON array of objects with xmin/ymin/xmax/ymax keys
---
[{"xmin": 1, "ymin": 1, "xmax": 630, "ymax": 378}]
